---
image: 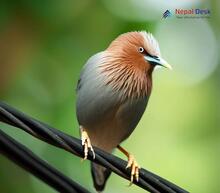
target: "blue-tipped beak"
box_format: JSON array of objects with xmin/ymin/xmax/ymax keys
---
[{"xmin": 144, "ymin": 55, "xmax": 172, "ymax": 70}]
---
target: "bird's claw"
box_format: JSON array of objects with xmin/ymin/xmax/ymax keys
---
[
  {"xmin": 126, "ymin": 154, "xmax": 140, "ymax": 184},
  {"xmin": 81, "ymin": 128, "xmax": 95, "ymax": 160}
]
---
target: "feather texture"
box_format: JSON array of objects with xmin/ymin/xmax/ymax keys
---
[
  {"xmin": 76, "ymin": 51, "xmax": 150, "ymax": 151},
  {"xmin": 99, "ymin": 55, "xmax": 152, "ymax": 100},
  {"xmin": 76, "ymin": 31, "xmax": 161, "ymax": 191}
]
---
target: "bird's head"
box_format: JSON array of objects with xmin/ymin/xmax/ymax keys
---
[
  {"xmin": 101, "ymin": 31, "xmax": 171, "ymax": 99},
  {"xmin": 107, "ymin": 31, "xmax": 172, "ymax": 73}
]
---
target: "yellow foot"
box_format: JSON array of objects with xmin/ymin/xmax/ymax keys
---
[
  {"xmin": 126, "ymin": 154, "xmax": 140, "ymax": 184},
  {"xmin": 80, "ymin": 126, "xmax": 95, "ymax": 160},
  {"xmin": 117, "ymin": 145, "xmax": 140, "ymax": 185}
]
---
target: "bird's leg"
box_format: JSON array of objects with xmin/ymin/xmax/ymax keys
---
[
  {"xmin": 117, "ymin": 145, "xmax": 140, "ymax": 184},
  {"xmin": 80, "ymin": 126, "xmax": 95, "ymax": 160}
]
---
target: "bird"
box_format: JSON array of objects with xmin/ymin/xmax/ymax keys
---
[{"xmin": 76, "ymin": 31, "xmax": 171, "ymax": 192}]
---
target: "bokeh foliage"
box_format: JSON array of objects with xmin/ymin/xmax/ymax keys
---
[{"xmin": 0, "ymin": 0, "xmax": 219, "ymax": 193}]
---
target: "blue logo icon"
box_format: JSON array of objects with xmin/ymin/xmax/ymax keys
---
[{"xmin": 162, "ymin": 10, "xmax": 172, "ymax": 18}]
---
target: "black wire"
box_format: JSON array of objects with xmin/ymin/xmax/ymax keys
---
[
  {"xmin": 0, "ymin": 102, "xmax": 189, "ymax": 193},
  {"xmin": 0, "ymin": 129, "xmax": 90, "ymax": 193}
]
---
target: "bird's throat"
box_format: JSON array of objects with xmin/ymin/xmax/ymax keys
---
[{"xmin": 100, "ymin": 62, "xmax": 152, "ymax": 100}]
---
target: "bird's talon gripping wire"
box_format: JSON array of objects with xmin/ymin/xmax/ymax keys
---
[{"xmin": 80, "ymin": 126, "xmax": 95, "ymax": 160}]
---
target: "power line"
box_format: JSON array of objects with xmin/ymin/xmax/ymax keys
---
[{"xmin": 0, "ymin": 102, "xmax": 189, "ymax": 193}]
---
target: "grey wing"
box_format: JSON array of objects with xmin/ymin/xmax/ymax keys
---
[
  {"xmin": 76, "ymin": 52, "xmax": 149, "ymax": 151},
  {"xmin": 76, "ymin": 52, "xmax": 119, "ymax": 127}
]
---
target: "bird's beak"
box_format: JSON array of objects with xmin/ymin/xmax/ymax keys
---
[{"xmin": 144, "ymin": 55, "xmax": 172, "ymax": 70}]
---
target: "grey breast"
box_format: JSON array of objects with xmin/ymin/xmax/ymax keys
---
[{"xmin": 76, "ymin": 52, "xmax": 148, "ymax": 151}]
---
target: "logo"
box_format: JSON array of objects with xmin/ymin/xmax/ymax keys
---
[
  {"xmin": 162, "ymin": 8, "xmax": 211, "ymax": 19},
  {"xmin": 162, "ymin": 10, "xmax": 172, "ymax": 19},
  {"xmin": 175, "ymin": 9, "xmax": 210, "ymax": 18}
]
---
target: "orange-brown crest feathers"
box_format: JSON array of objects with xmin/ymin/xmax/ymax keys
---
[
  {"xmin": 100, "ymin": 31, "xmax": 160, "ymax": 100},
  {"xmin": 107, "ymin": 32, "xmax": 147, "ymax": 72}
]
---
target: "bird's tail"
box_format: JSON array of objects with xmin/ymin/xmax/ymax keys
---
[{"xmin": 91, "ymin": 162, "xmax": 111, "ymax": 192}]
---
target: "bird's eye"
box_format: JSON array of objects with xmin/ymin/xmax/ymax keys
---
[{"xmin": 138, "ymin": 47, "xmax": 145, "ymax": 53}]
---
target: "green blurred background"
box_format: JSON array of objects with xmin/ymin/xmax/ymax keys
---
[{"xmin": 0, "ymin": 0, "xmax": 219, "ymax": 193}]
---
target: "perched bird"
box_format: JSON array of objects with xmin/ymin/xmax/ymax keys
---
[{"xmin": 76, "ymin": 31, "xmax": 171, "ymax": 192}]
